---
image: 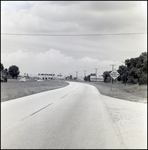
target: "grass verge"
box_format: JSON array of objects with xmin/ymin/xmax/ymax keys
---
[
  {"xmin": 1, "ymin": 79, "xmax": 147, "ymax": 103},
  {"xmin": 83, "ymin": 81, "xmax": 147, "ymax": 103},
  {"xmin": 1, "ymin": 79, "xmax": 69, "ymax": 102}
]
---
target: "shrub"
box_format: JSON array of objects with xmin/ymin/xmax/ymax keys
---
[
  {"xmin": 139, "ymin": 73, "xmax": 147, "ymax": 85},
  {"xmin": 127, "ymin": 76, "xmax": 138, "ymax": 84}
]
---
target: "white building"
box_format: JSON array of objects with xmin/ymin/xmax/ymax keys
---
[
  {"xmin": 38, "ymin": 73, "xmax": 56, "ymax": 80},
  {"xmin": 90, "ymin": 75, "xmax": 104, "ymax": 82},
  {"xmin": 56, "ymin": 74, "xmax": 64, "ymax": 80}
]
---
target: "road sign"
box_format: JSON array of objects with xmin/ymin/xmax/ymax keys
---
[{"xmin": 109, "ymin": 70, "xmax": 120, "ymax": 80}]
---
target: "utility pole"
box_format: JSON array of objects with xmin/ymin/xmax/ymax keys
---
[
  {"xmin": 95, "ymin": 68, "xmax": 98, "ymax": 82},
  {"xmin": 110, "ymin": 64, "xmax": 116, "ymax": 71},
  {"xmin": 110, "ymin": 64, "xmax": 116, "ymax": 90},
  {"xmin": 76, "ymin": 71, "xmax": 78, "ymax": 79},
  {"xmin": 110, "ymin": 64, "xmax": 116, "ymax": 84}
]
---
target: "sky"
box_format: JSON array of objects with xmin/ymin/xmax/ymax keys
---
[{"xmin": 1, "ymin": 1, "xmax": 147, "ymax": 78}]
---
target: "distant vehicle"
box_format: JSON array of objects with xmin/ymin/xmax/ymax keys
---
[
  {"xmin": 19, "ymin": 77, "xmax": 26, "ymax": 82},
  {"xmin": 34, "ymin": 78, "xmax": 38, "ymax": 81},
  {"xmin": 37, "ymin": 79, "xmax": 44, "ymax": 81}
]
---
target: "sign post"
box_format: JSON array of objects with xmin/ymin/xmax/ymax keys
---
[{"xmin": 109, "ymin": 70, "xmax": 120, "ymax": 91}]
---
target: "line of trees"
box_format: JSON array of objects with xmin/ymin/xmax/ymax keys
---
[
  {"xmin": 84, "ymin": 73, "xmax": 96, "ymax": 81},
  {"xmin": 1, "ymin": 52, "xmax": 147, "ymax": 85},
  {"xmin": 103, "ymin": 52, "xmax": 147, "ymax": 85},
  {"xmin": 1, "ymin": 63, "xmax": 20, "ymax": 81}
]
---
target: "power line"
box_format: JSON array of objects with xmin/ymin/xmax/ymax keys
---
[{"xmin": 1, "ymin": 32, "xmax": 147, "ymax": 36}]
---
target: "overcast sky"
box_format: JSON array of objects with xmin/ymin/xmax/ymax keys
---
[{"xmin": 1, "ymin": 1, "xmax": 147, "ymax": 77}]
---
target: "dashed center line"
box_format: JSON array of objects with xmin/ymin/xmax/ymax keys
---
[
  {"xmin": 2, "ymin": 103, "xmax": 53, "ymax": 132},
  {"xmin": 60, "ymin": 85, "xmax": 80, "ymax": 99},
  {"xmin": 30, "ymin": 103, "xmax": 53, "ymax": 116}
]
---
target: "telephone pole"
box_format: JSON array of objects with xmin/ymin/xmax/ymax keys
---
[
  {"xmin": 110, "ymin": 64, "xmax": 116, "ymax": 84},
  {"xmin": 110, "ymin": 64, "xmax": 116, "ymax": 71},
  {"xmin": 95, "ymin": 68, "xmax": 98, "ymax": 82}
]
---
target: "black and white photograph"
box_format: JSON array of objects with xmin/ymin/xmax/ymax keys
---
[{"xmin": 1, "ymin": 1, "xmax": 147, "ymax": 149}]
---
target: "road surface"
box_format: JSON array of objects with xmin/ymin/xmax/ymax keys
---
[{"xmin": 1, "ymin": 82, "xmax": 147, "ymax": 149}]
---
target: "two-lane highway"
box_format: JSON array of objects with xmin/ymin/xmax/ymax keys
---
[{"xmin": 1, "ymin": 82, "xmax": 145, "ymax": 149}]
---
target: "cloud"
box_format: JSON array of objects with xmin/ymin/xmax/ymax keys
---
[
  {"xmin": 1, "ymin": 1, "xmax": 147, "ymax": 73},
  {"xmin": 1, "ymin": 49, "xmax": 121, "ymax": 77},
  {"xmin": 1, "ymin": 1, "xmax": 35, "ymax": 11},
  {"xmin": 1, "ymin": 1, "xmax": 146, "ymax": 34}
]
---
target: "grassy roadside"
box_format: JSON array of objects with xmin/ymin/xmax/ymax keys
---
[
  {"xmin": 1, "ymin": 79, "xmax": 69, "ymax": 102},
  {"xmin": 83, "ymin": 81, "xmax": 147, "ymax": 103},
  {"xmin": 1, "ymin": 79, "xmax": 147, "ymax": 103}
]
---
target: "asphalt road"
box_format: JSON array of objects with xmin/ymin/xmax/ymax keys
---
[{"xmin": 1, "ymin": 82, "xmax": 147, "ymax": 149}]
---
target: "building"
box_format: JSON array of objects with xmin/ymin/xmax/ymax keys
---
[
  {"xmin": 38, "ymin": 73, "xmax": 56, "ymax": 80},
  {"xmin": 90, "ymin": 74, "xmax": 104, "ymax": 82},
  {"xmin": 56, "ymin": 74, "xmax": 64, "ymax": 80}
]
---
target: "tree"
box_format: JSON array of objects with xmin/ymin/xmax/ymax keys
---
[
  {"xmin": 125, "ymin": 59, "xmax": 131, "ymax": 69},
  {"xmin": 122, "ymin": 72, "xmax": 128, "ymax": 85},
  {"xmin": 8, "ymin": 65, "xmax": 20, "ymax": 79},
  {"xmin": 118, "ymin": 52, "xmax": 147, "ymax": 85},
  {"xmin": 142, "ymin": 57, "xmax": 147, "ymax": 73},
  {"xmin": 84, "ymin": 75, "xmax": 90, "ymax": 81},
  {"xmin": 103, "ymin": 71, "xmax": 111, "ymax": 83},
  {"xmin": 69, "ymin": 75, "xmax": 72, "ymax": 80},
  {"xmin": 139, "ymin": 72, "xmax": 147, "ymax": 85},
  {"xmin": 1, "ymin": 63, "xmax": 4, "ymax": 71},
  {"xmin": 117, "ymin": 65, "xmax": 128, "ymax": 84},
  {"xmin": 1, "ymin": 64, "xmax": 8, "ymax": 82}
]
